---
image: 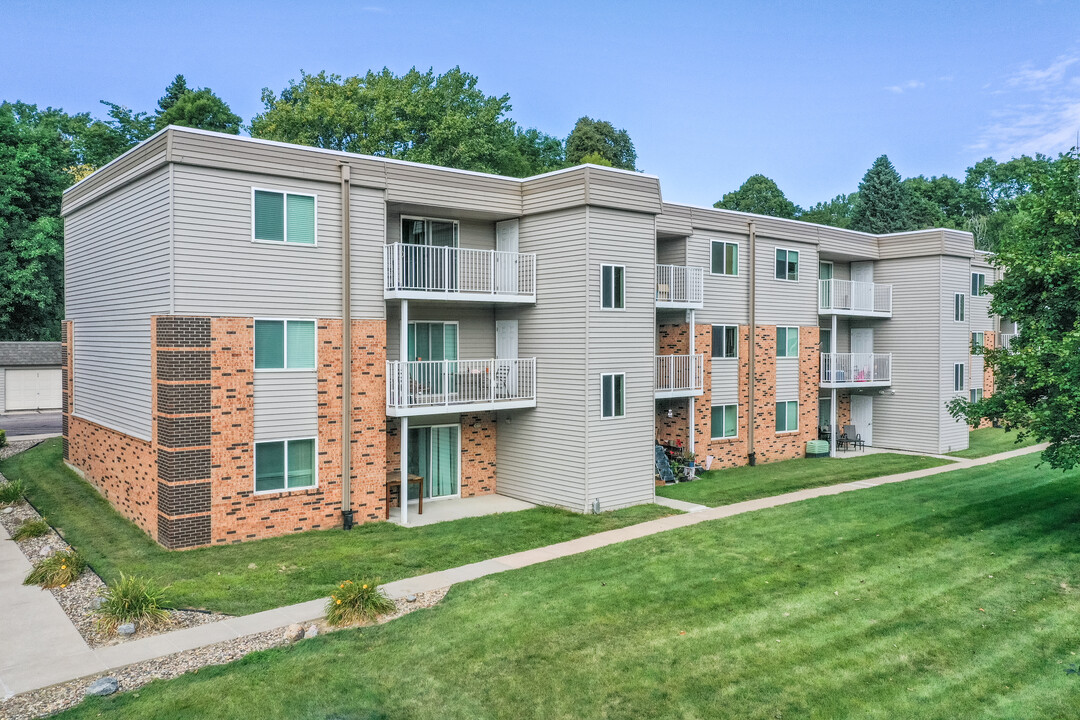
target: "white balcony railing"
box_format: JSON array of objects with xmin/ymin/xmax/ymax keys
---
[
  {"xmin": 386, "ymin": 358, "xmax": 537, "ymax": 415},
  {"xmin": 998, "ymin": 333, "xmax": 1016, "ymax": 351},
  {"xmin": 656, "ymin": 264, "xmax": 704, "ymax": 308},
  {"xmin": 819, "ymin": 279, "xmax": 892, "ymax": 316},
  {"xmin": 383, "ymin": 243, "xmax": 536, "ymax": 301},
  {"xmin": 654, "ymin": 353, "xmax": 705, "ymax": 397},
  {"xmin": 820, "ymin": 353, "xmax": 892, "ymax": 386}
]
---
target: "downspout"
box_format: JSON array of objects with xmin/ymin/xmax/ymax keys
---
[
  {"xmin": 747, "ymin": 221, "xmax": 757, "ymax": 466},
  {"xmin": 829, "ymin": 312, "xmax": 837, "ymax": 458},
  {"xmin": 339, "ymin": 162, "xmax": 354, "ymax": 530},
  {"xmin": 688, "ymin": 308, "xmax": 695, "ymax": 457}
]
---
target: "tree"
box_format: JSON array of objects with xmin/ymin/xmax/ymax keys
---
[
  {"xmin": 713, "ymin": 174, "xmax": 800, "ymax": 218},
  {"xmin": 156, "ymin": 88, "xmax": 242, "ymax": 134},
  {"xmin": 799, "ymin": 193, "xmax": 857, "ymax": 229},
  {"xmin": 948, "ymin": 151, "xmax": 1080, "ymax": 469},
  {"xmin": 578, "ymin": 151, "xmax": 613, "ymax": 167},
  {"xmin": 565, "ymin": 116, "xmax": 636, "ymax": 171},
  {"xmin": 850, "ymin": 155, "xmax": 912, "ymax": 234},
  {"xmin": 962, "ymin": 155, "xmax": 1053, "ymax": 251},
  {"xmin": 251, "ymin": 68, "xmax": 563, "ymax": 177},
  {"xmin": 157, "ymin": 75, "xmax": 190, "ymax": 114}
]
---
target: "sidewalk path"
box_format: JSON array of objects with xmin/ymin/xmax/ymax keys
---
[{"xmin": 1, "ymin": 443, "xmax": 1047, "ymax": 698}]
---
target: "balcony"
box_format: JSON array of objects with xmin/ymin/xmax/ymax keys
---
[
  {"xmin": 654, "ymin": 353, "xmax": 705, "ymax": 398},
  {"xmin": 820, "ymin": 353, "xmax": 892, "ymax": 388},
  {"xmin": 386, "ymin": 358, "xmax": 537, "ymax": 416},
  {"xmin": 656, "ymin": 264, "xmax": 704, "ymax": 309},
  {"xmin": 383, "ymin": 243, "xmax": 536, "ymax": 303},
  {"xmin": 997, "ymin": 333, "xmax": 1016, "ymax": 351},
  {"xmin": 818, "ymin": 279, "xmax": 892, "ymax": 317}
]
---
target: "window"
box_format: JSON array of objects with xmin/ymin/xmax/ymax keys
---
[
  {"xmin": 970, "ymin": 388, "xmax": 984, "ymax": 403},
  {"xmin": 775, "ymin": 248, "xmax": 799, "ymax": 281},
  {"xmin": 820, "ymin": 328, "xmax": 832, "ymax": 353},
  {"xmin": 776, "ymin": 327, "xmax": 799, "ymax": 358},
  {"xmin": 954, "ymin": 363, "xmax": 966, "ymax": 392},
  {"xmin": 711, "ymin": 241, "xmax": 739, "ymax": 275},
  {"xmin": 971, "ymin": 272, "xmax": 986, "ymax": 297},
  {"xmin": 601, "ymin": 373, "xmax": 625, "ymax": 418},
  {"xmin": 601, "ymin": 265, "xmax": 625, "ymax": 309},
  {"xmin": 971, "ymin": 331, "xmax": 985, "ymax": 353},
  {"xmin": 712, "ymin": 325, "xmax": 738, "ymax": 358},
  {"xmin": 711, "ymin": 404, "xmax": 738, "ymax": 439},
  {"xmin": 255, "ymin": 438, "xmax": 316, "ymax": 492},
  {"xmin": 254, "ymin": 320, "xmax": 316, "ymax": 370},
  {"xmin": 402, "ymin": 217, "xmax": 458, "ymax": 247},
  {"xmin": 776, "ymin": 400, "xmax": 799, "ymax": 433},
  {"xmin": 253, "ymin": 190, "xmax": 315, "ymax": 244},
  {"xmin": 954, "ymin": 293, "xmax": 965, "ymax": 322}
]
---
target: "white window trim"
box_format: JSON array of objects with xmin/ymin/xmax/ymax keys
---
[
  {"xmin": 776, "ymin": 326, "xmax": 800, "ymax": 359},
  {"xmin": 400, "ymin": 215, "xmax": 461, "ymax": 246},
  {"xmin": 971, "ymin": 272, "xmax": 987, "ymax": 297},
  {"xmin": 954, "ymin": 293, "xmax": 966, "ymax": 323},
  {"xmin": 600, "ymin": 264, "xmax": 626, "ymax": 311},
  {"xmin": 711, "ymin": 324, "xmax": 739, "ymax": 360},
  {"xmin": 953, "ymin": 362, "xmax": 966, "ymax": 392},
  {"xmin": 711, "ymin": 403, "xmax": 739, "ymax": 440},
  {"xmin": 254, "ymin": 435, "xmax": 319, "ymax": 495},
  {"xmin": 251, "ymin": 187, "xmax": 319, "ymax": 246},
  {"xmin": 710, "ymin": 240, "xmax": 740, "ymax": 277},
  {"xmin": 970, "ymin": 388, "xmax": 984, "ymax": 403},
  {"xmin": 776, "ymin": 400, "xmax": 800, "ymax": 434},
  {"xmin": 774, "ymin": 246, "xmax": 800, "ymax": 283},
  {"xmin": 971, "ymin": 331, "xmax": 985, "ymax": 353},
  {"xmin": 600, "ymin": 372, "xmax": 626, "ymax": 419},
  {"xmin": 253, "ymin": 317, "xmax": 318, "ymax": 372}
]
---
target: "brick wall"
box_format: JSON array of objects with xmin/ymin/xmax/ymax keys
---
[
  {"xmin": 61, "ymin": 320, "xmax": 72, "ymax": 460},
  {"xmin": 974, "ymin": 331, "xmax": 995, "ymax": 429},
  {"xmin": 693, "ymin": 324, "xmax": 750, "ymax": 470},
  {"xmin": 655, "ymin": 398, "xmax": 691, "ymax": 448},
  {"xmin": 461, "ymin": 411, "xmax": 496, "ymax": 496}
]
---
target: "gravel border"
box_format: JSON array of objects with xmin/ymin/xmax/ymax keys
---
[
  {"xmin": 0, "ymin": 439, "xmax": 40, "ymax": 462},
  {"xmin": 0, "ymin": 588, "xmax": 448, "ymax": 720}
]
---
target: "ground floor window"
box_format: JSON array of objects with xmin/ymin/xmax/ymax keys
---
[
  {"xmin": 710, "ymin": 404, "xmax": 738, "ymax": 439},
  {"xmin": 255, "ymin": 438, "xmax": 316, "ymax": 492},
  {"xmin": 776, "ymin": 400, "xmax": 799, "ymax": 433},
  {"xmin": 601, "ymin": 373, "xmax": 625, "ymax": 418}
]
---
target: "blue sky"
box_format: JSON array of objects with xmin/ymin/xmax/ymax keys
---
[{"xmin": 4, "ymin": 0, "xmax": 1079, "ymax": 207}]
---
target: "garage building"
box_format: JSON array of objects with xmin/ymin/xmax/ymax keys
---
[{"xmin": 0, "ymin": 342, "xmax": 63, "ymax": 412}]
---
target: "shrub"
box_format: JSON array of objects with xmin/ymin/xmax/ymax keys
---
[
  {"xmin": 0, "ymin": 478, "xmax": 26, "ymax": 505},
  {"xmin": 0, "ymin": 428, "xmax": 6, "ymax": 448},
  {"xmin": 24, "ymin": 549, "xmax": 86, "ymax": 588},
  {"xmin": 95, "ymin": 573, "xmax": 173, "ymax": 633},
  {"xmin": 326, "ymin": 579, "xmax": 396, "ymax": 626},
  {"xmin": 12, "ymin": 518, "xmax": 50, "ymax": 541}
]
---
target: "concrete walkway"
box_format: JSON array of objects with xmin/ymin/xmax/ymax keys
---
[{"xmin": 0, "ymin": 442, "xmax": 1046, "ymax": 698}]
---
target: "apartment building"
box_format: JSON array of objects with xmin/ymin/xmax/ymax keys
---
[{"xmin": 60, "ymin": 127, "xmax": 997, "ymax": 549}]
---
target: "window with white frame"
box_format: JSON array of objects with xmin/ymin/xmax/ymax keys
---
[
  {"xmin": 776, "ymin": 400, "xmax": 799, "ymax": 432},
  {"xmin": 711, "ymin": 404, "xmax": 738, "ymax": 439},
  {"xmin": 954, "ymin": 362, "xmax": 966, "ymax": 392},
  {"xmin": 712, "ymin": 325, "xmax": 738, "ymax": 358},
  {"xmin": 601, "ymin": 373, "xmax": 625, "ymax": 418},
  {"xmin": 970, "ymin": 388, "xmax": 984, "ymax": 403},
  {"xmin": 601, "ymin": 265, "xmax": 625, "ymax": 309},
  {"xmin": 775, "ymin": 248, "xmax": 799, "ymax": 281},
  {"xmin": 776, "ymin": 326, "xmax": 799, "ymax": 358},
  {"xmin": 971, "ymin": 272, "xmax": 986, "ymax": 296},
  {"xmin": 954, "ymin": 293, "xmax": 966, "ymax": 322},
  {"xmin": 254, "ymin": 319, "xmax": 316, "ymax": 370},
  {"xmin": 711, "ymin": 241, "xmax": 739, "ymax": 276},
  {"xmin": 253, "ymin": 189, "xmax": 315, "ymax": 244},
  {"xmin": 971, "ymin": 331, "xmax": 985, "ymax": 353},
  {"xmin": 255, "ymin": 438, "xmax": 316, "ymax": 492},
  {"xmin": 820, "ymin": 327, "xmax": 832, "ymax": 352}
]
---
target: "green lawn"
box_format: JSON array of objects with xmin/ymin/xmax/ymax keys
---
[
  {"xmin": 657, "ymin": 452, "xmax": 954, "ymax": 507},
  {"xmin": 58, "ymin": 453, "xmax": 1080, "ymax": 719},
  {"xmin": 0, "ymin": 439, "xmax": 675, "ymax": 615},
  {"xmin": 948, "ymin": 426, "xmax": 1041, "ymax": 459}
]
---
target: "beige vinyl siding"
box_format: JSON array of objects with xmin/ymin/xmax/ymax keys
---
[
  {"xmin": 711, "ymin": 360, "xmax": 739, "ymax": 404},
  {"xmin": 253, "ymin": 372, "xmax": 319, "ymax": 441},
  {"xmin": 817, "ymin": 225, "xmax": 879, "ymax": 259},
  {"xmin": 0, "ymin": 368, "xmax": 5, "ymax": 411},
  {"xmin": 757, "ymin": 238, "xmax": 818, "ymax": 327},
  {"xmin": 690, "ymin": 231, "xmax": 749, "ymax": 325},
  {"xmin": 386, "ymin": 304, "xmax": 495, "ymax": 361},
  {"xmin": 776, "ymin": 359, "xmax": 800, "ymax": 401},
  {"xmin": 938, "ymin": 257, "xmax": 972, "ymax": 452},
  {"xmin": 383, "ymin": 163, "xmax": 520, "ymax": 216},
  {"xmin": 970, "ymin": 354, "xmax": 984, "ymax": 390},
  {"xmin": 495, "ymin": 207, "xmax": 588, "ymax": 510},
  {"xmin": 656, "ymin": 237, "xmax": 687, "ymax": 266},
  {"xmin": 584, "ymin": 206, "xmax": 657, "ymax": 510},
  {"xmin": 584, "ymin": 168, "xmax": 663, "ymax": 215},
  {"xmin": 521, "ymin": 167, "xmax": 588, "ymax": 214},
  {"xmin": 385, "ymin": 213, "xmax": 496, "ymax": 250},
  {"xmin": 64, "ymin": 166, "xmax": 172, "ymax": 441},
  {"xmin": 656, "ymin": 204, "xmax": 693, "ymax": 237},
  {"xmin": 62, "ymin": 132, "xmax": 169, "ymax": 215}
]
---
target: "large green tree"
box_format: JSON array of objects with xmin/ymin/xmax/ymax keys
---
[
  {"xmin": 799, "ymin": 193, "xmax": 857, "ymax": 229},
  {"xmin": 251, "ymin": 68, "xmax": 563, "ymax": 177},
  {"xmin": 564, "ymin": 116, "xmax": 637, "ymax": 171},
  {"xmin": 713, "ymin": 174, "xmax": 800, "ymax": 218},
  {"xmin": 850, "ymin": 155, "xmax": 912, "ymax": 233},
  {"xmin": 153, "ymin": 75, "xmax": 242, "ymax": 134},
  {"xmin": 949, "ymin": 151, "xmax": 1080, "ymax": 468}
]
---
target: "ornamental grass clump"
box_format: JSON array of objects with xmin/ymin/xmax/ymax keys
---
[
  {"xmin": 12, "ymin": 517, "xmax": 50, "ymax": 541},
  {"xmin": 24, "ymin": 548, "xmax": 85, "ymax": 588},
  {"xmin": 0, "ymin": 478, "xmax": 26, "ymax": 505},
  {"xmin": 95, "ymin": 573, "xmax": 173, "ymax": 633},
  {"xmin": 326, "ymin": 579, "xmax": 396, "ymax": 626}
]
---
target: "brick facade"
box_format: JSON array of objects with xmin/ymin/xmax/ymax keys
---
[
  {"xmin": 385, "ymin": 411, "xmax": 498, "ymax": 501},
  {"xmin": 974, "ymin": 330, "xmax": 995, "ymax": 429}
]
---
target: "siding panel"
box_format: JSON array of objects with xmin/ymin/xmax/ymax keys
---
[{"xmin": 253, "ymin": 372, "xmax": 319, "ymax": 441}]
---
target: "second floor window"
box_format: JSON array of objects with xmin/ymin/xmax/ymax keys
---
[
  {"xmin": 954, "ymin": 362, "xmax": 966, "ymax": 392},
  {"xmin": 970, "ymin": 388, "xmax": 984, "ymax": 403},
  {"xmin": 776, "ymin": 326, "xmax": 799, "ymax": 358},
  {"xmin": 253, "ymin": 189, "xmax": 315, "ymax": 244},
  {"xmin": 712, "ymin": 325, "xmax": 738, "ymax": 358},
  {"xmin": 971, "ymin": 272, "xmax": 986, "ymax": 296},
  {"xmin": 775, "ymin": 248, "xmax": 799, "ymax": 281},
  {"xmin": 601, "ymin": 373, "xmax": 625, "ymax": 418},
  {"xmin": 711, "ymin": 241, "xmax": 738, "ymax": 275},
  {"xmin": 255, "ymin": 319, "xmax": 316, "ymax": 370},
  {"xmin": 954, "ymin": 293, "xmax": 966, "ymax": 322},
  {"xmin": 601, "ymin": 265, "xmax": 625, "ymax": 309},
  {"xmin": 971, "ymin": 331, "xmax": 985, "ymax": 352}
]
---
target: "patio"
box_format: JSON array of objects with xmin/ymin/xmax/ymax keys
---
[{"xmin": 388, "ymin": 494, "xmax": 537, "ymax": 527}]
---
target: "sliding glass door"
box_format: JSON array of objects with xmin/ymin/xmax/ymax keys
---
[
  {"xmin": 407, "ymin": 425, "xmax": 460, "ymax": 499},
  {"xmin": 402, "ymin": 218, "xmax": 459, "ymax": 291}
]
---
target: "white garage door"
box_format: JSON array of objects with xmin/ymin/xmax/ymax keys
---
[{"xmin": 5, "ymin": 368, "xmax": 62, "ymax": 411}]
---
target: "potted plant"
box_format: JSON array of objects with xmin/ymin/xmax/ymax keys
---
[{"xmin": 678, "ymin": 451, "xmax": 697, "ymax": 481}]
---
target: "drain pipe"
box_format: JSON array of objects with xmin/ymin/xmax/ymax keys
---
[
  {"xmin": 340, "ymin": 162, "xmax": 355, "ymax": 530},
  {"xmin": 688, "ymin": 307, "xmax": 696, "ymax": 457},
  {"xmin": 747, "ymin": 221, "xmax": 757, "ymax": 467},
  {"xmin": 399, "ymin": 300, "xmax": 409, "ymax": 526},
  {"xmin": 829, "ymin": 312, "xmax": 838, "ymax": 458}
]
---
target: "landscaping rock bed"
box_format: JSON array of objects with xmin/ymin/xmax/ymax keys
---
[{"xmin": 0, "ymin": 439, "xmax": 40, "ymax": 462}]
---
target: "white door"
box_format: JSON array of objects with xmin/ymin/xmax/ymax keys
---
[
  {"xmin": 495, "ymin": 219, "xmax": 520, "ymax": 294},
  {"xmin": 851, "ymin": 328, "xmax": 873, "ymax": 353},
  {"xmin": 851, "ymin": 262, "xmax": 874, "ymax": 311},
  {"xmin": 850, "ymin": 394, "xmax": 873, "ymax": 445},
  {"xmin": 851, "ymin": 328, "xmax": 874, "ymax": 382},
  {"xmin": 5, "ymin": 368, "xmax": 62, "ymax": 411},
  {"xmin": 495, "ymin": 319, "xmax": 518, "ymax": 396}
]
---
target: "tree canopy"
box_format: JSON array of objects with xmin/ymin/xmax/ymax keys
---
[
  {"xmin": 565, "ymin": 116, "xmax": 637, "ymax": 171},
  {"xmin": 713, "ymin": 174, "xmax": 800, "ymax": 219},
  {"xmin": 850, "ymin": 155, "xmax": 911, "ymax": 233},
  {"xmin": 154, "ymin": 75, "xmax": 241, "ymax": 134}
]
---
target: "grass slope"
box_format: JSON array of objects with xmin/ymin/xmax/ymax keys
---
[
  {"xmin": 948, "ymin": 427, "xmax": 1041, "ymax": 459},
  {"xmin": 657, "ymin": 452, "xmax": 953, "ymax": 506},
  {"xmin": 60, "ymin": 454, "xmax": 1080, "ymax": 720},
  {"xmin": 0, "ymin": 439, "xmax": 675, "ymax": 615}
]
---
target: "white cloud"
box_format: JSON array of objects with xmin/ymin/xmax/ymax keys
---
[
  {"xmin": 885, "ymin": 79, "xmax": 925, "ymax": 94},
  {"xmin": 1005, "ymin": 55, "xmax": 1079, "ymax": 91}
]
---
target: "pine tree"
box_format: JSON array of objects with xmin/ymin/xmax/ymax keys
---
[
  {"xmin": 157, "ymin": 75, "xmax": 190, "ymax": 114},
  {"xmin": 850, "ymin": 155, "xmax": 912, "ymax": 233}
]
